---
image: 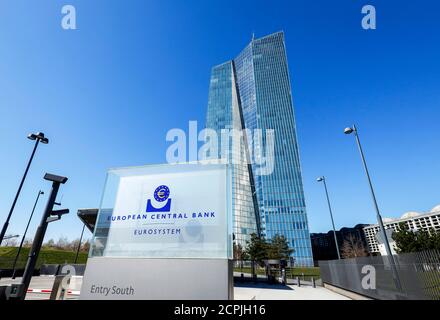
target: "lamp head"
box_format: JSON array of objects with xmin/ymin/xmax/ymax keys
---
[
  {"xmin": 344, "ymin": 127, "xmax": 354, "ymax": 135},
  {"xmin": 27, "ymin": 132, "xmax": 49, "ymax": 143},
  {"xmin": 317, "ymin": 177, "xmax": 324, "ymax": 182}
]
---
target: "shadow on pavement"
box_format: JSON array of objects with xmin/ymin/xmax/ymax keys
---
[{"xmin": 234, "ymin": 281, "xmax": 293, "ymax": 290}]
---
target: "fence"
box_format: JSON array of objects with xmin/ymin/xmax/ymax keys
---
[
  {"xmin": 233, "ymin": 260, "xmax": 321, "ymax": 282},
  {"xmin": 319, "ymin": 250, "xmax": 440, "ymax": 300}
]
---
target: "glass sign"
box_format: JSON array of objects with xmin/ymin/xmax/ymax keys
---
[{"xmin": 89, "ymin": 163, "xmax": 232, "ymax": 259}]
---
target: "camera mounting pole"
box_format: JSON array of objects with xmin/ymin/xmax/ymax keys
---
[{"xmin": 7, "ymin": 173, "xmax": 68, "ymax": 300}]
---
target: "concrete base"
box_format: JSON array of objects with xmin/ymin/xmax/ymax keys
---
[
  {"xmin": 323, "ymin": 283, "xmax": 372, "ymax": 300},
  {"xmin": 80, "ymin": 257, "xmax": 233, "ymax": 300}
]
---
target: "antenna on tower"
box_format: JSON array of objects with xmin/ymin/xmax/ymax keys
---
[{"xmin": 252, "ymin": 32, "xmax": 255, "ymax": 41}]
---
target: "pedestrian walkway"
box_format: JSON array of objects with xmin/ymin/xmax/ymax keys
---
[
  {"xmin": 234, "ymin": 282, "xmax": 350, "ymax": 300},
  {"xmin": 0, "ymin": 276, "xmax": 350, "ymax": 300},
  {"xmin": 0, "ymin": 276, "xmax": 81, "ymax": 300}
]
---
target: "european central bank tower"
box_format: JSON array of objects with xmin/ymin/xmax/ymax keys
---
[{"xmin": 206, "ymin": 31, "xmax": 313, "ymax": 266}]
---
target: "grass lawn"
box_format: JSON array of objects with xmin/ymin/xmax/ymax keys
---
[{"xmin": 0, "ymin": 246, "xmax": 88, "ymax": 269}]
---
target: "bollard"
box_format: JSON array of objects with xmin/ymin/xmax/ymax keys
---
[
  {"xmin": 297, "ymin": 276, "xmax": 301, "ymax": 287},
  {"xmin": 0, "ymin": 285, "xmax": 9, "ymax": 300},
  {"xmin": 312, "ymin": 277, "xmax": 316, "ymax": 288}
]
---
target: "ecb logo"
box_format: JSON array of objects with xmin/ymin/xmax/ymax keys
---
[{"xmin": 146, "ymin": 185, "xmax": 172, "ymax": 212}]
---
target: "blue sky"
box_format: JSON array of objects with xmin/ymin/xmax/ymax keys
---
[{"xmin": 0, "ymin": 0, "xmax": 439, "ymax": 243}]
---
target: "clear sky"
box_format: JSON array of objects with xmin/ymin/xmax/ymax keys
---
[{"xmin": 0, "ymin": 0, "xmax": 439, "ymax": 243}]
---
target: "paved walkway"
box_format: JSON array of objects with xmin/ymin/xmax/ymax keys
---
[
  {"xmin": 0, "ymin": 276, "xmax": 80, "ymax": 300},
  {"xmin": 234, "ymin": 282, "xmax": 350, "ymax": 300},
  {"xmin": 0, "ymin": 276, "xmax": 350, "ymax": 300}
]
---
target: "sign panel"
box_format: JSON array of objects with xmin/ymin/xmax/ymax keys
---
[
  {"xmin": 89, "ymin": 163, "xmax": 232, "ymax": 259},
  {"xmin": 82, "ymin": 163, "xmax": 233, "ymax": 300},
  {"xmin": 81, "ymin": 258, "xmax": 234, "ymax": 300}
]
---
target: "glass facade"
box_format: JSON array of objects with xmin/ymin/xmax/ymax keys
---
[
  {"xmin": 206, "ymin": 62, "xmax": 259, "ymax": 248},
  {"xmin": 206, "ymin": 31, "xmax": 313, "ymax": 266}
]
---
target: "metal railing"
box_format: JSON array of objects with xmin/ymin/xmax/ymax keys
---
[
  {"xmin": 233, "ymin": 259, "xmax": 321, "ymax": 283},
  {"xmin": 319, "ymin": 250, "xmax": 440, "ymax": 300}
]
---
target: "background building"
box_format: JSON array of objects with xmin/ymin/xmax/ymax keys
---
[
  {"xmin": 375, "ymin": 229, "xmax": 397, "ymax": 256},
  {"xmin": 206, "ymin": 31, "xmax": 313, "ymax": 266},
  {"xmin": 206, "ymin": 61, "xmax": 259, "ymax": 251},
  {"xmin": 310, "ymin": 224, "xmax": 368, "ymax": 263},
  {"xmin": 363, "ymin": 204, "xmax": 440, "ymax": 253}
]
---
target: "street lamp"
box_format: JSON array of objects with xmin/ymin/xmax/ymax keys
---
[
  {"xmin": 11, "ymin": 190, "xmax": 44, "ymax": 279},
  {"xmin": 317, "ymin": 176, "xmax": 341, "ymax": 260},
  {"xmin": 344, "ymin": 124, "xmax": 402, "ymax": 290},
  {"xmin": 3, "ymin": 234, "xmax": 19, "ymax": 241},
  {"xmin": 0, "ymin": 132, "xmax": 49, "ymax": 245},
  {"xmin": 74, "ymin": 224, "xmax": 86, "ymax": 264}
]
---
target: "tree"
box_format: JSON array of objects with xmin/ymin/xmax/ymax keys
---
[
  {"xmin": 233, "ymin": 243, "xmax": 248, "ymax": 260},
  {"xmin": 244, "ymin": 233, "xmax": 269, "ymax": 266},
  {"xmin": 22, "ymin": 238, "xmax": 33, "ymax": 248},
  {"xmin": 245, "ymin": 233, "xmax": 295, "ymax": 263},
  {"xmin": 340, "ymin": 234, "xmax": 369, "ymax": 258},
  {"xmin": 70, "ymin": 239, "xmax": 81, "ymax": 251},
  {"xmin": 392, "ymin": 223, "xmax": 417, "ymax": 253},
  {"xmin": 43, "ymin": 238, "xmax": 56, "ymax": 248},
  {"xmin": 55, "ymin": 236, "xmax": 69, "ymax": 250},
  {"xmin": 2, "ymin": 237, "xmax": 18, "ymax": 247},
  {"xmin": 267, "ymin": 234, "xmax": 294, "ymax": 260},
  {"xmin": 81, "ymin": 240, "xmax": 91, "ymax": 252},
  {"xmin": 392, "ymin": 222, "xmax": 440, "ymax": 253}
]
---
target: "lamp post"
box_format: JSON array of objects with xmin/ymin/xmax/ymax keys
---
[
  {"xmin": 344, "ymin": 124, "xmax": 402, "ymax": 290},
  {"xmin": 11, "ymin": 190, "xmax": 44, "ymax": 279},
  {"xmin": 0, "ymin": 132, "xmax": 49, "ymax": 245},
  {"xmin": 317, "ymin": 176, "xmax": 341, "ymax": 260},
  {"xmin": 74, "ymin": 224, "xmax": 86, "ymax": 264}
]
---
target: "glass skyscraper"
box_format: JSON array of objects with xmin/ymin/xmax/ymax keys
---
[{"xmin": 205, "ymin": 31, "xmax": 313, "ymax": 266}]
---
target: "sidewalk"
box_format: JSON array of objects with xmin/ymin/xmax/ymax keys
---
[
  {"xmin": 0, "ymin": 276, "xmax": 350, "ymax": 300},
  {"xmin": 0, "ymin": 276, "xmax": 81, "ymax": 300},
  {"xmin": 234, "ymin": 282, "xmax": 350, "ymax": 300}
]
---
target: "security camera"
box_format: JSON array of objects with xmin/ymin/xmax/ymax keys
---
[{"xmin": 44, "ymin": 173, "xmax": 68, "ymax": 184}]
